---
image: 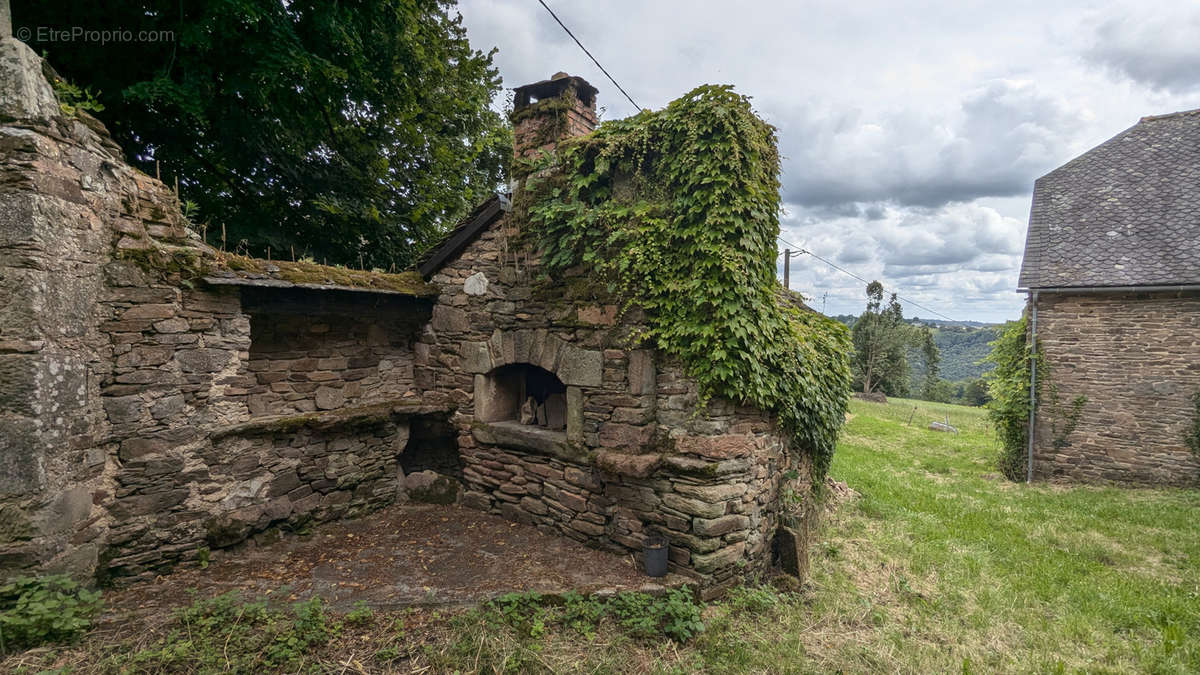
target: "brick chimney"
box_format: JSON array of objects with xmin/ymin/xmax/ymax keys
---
[{"xmin": 511, "ymin": 72, "xmax": 598, "ymax": 161}]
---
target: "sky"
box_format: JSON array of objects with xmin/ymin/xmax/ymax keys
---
[{"xmin": 456, "ymin": 0, "xmax": 1200, "ymax": 323}]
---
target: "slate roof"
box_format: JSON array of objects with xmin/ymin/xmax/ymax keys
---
[
  {"xmin": 1018, "ymin": 108, "xmax": 1200, "ymax": 289},
  {"xmin": 417, "ymin": 195, "xmax": 505, "ymax": 278}
]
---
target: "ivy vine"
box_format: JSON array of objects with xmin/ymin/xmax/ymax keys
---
[
  {"xmin": 519, "ymin": 85, "xmax": 852, "ymax": 481},
  {"xmin": 1185, "ymin": 390, "xmax": 1200, "ymax": 463}
]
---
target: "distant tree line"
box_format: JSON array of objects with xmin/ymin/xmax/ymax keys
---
[{"xmin": 840, "ymin": 283, "xmax": 994, "ymax": 407}]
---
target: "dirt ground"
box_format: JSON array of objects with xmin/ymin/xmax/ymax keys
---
[{"xmin": 103, "ymin": 503, "xmax": 688, "ymax": 625}]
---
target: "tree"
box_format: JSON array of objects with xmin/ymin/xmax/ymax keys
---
[
  {"xmin": 851, "ymin": 281, "xmax": 910, "ymax": 396},
  {"xmin": 21, "ymin": 0, "xmax": 511, "ymax": 269},
  {"xmin": 917, "ymin": 325, "xmax": 941, "ymax": 400},
  {"xmin": 964, "ymin": 378, "xmax": 991, "ymax": 406}
]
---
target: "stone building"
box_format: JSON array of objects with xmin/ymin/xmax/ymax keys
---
[
  {"xmin": 1, "ymin": 19, "xmax": 822, "ymax": 592},
  {"xmin": 1018, "ymin": 109, "xmax": 1200, "ymax": 485}
]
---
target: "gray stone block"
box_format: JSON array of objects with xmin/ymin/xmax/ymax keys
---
[{"xmin": 557, "ymin": 345, "xmax": 602, "ymax": 387}]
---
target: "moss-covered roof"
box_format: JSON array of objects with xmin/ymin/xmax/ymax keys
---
[
  {"xmin": 117, "ymin": 244, "xmax": 437, "ymax": 297},
  {"xmin": 204, "ymin": 254, "xmax": 438, "ymax": 297}
]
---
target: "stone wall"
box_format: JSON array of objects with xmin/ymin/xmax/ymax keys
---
[
  {"xmin": 1033, "ymin": 291, "xmax": 1200, "ymax": 485},
  {"xmin": 0, "ymin": 37, "xmax": 447, "ymax": 583},
  {"xmin": 242, "ymin": 289, "xmax": 423, "ymax": 416},
  {"xmin": 420, "ymin": 214, "xmax": 809, "ymax": 589}
]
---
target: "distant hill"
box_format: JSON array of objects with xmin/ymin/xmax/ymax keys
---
[
  {"xmin": 831, "ymin": 315, "xmax": 1000, "ymax": 383},
  {"xmin": 927, "ymin": 324, "xmax": 999, "ymax": 381}
]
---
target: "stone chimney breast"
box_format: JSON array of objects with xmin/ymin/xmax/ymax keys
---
[{"xmin": 511, "ymin": 73, "xmax": 598, "ymax": 160}]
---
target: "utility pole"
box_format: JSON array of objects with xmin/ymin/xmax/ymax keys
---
[
  {"xmin": 821, "ymin": 292, "xmax": 828, "ymax": 314},
  {"xmin": 782, "ymin": 249, "xmax": 791, "ymax": 290}
]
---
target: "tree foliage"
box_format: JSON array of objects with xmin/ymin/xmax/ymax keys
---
[
  {"xmin": 22, "ymin": 0, "xmax": 510, "ymax": 269},
  {"xmin": 917, "ymin": 325, "xmax": 941, "ymax": 400},
  {"xmin": 850, "ymin": 282, "xmax": 910, "ymax": 397},
  {"xmin": 522, "ymin": 85, "xmax": 852, "ymax": 481}
]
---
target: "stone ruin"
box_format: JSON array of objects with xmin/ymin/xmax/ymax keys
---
[{"xmin": 1, "ymin": 27, "xmax": 816, "ymax": 595}]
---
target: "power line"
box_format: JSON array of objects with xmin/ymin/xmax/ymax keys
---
[
  {"xmin": 776, "ymin": 235, "xmax": 958, "ymax": 323},
  {"xmin": 535, "ymin": 0, "xmax": 641, "ymax": 111}
]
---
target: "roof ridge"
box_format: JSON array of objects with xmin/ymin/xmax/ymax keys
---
[{"xmin": 1139, "ymin": 107, "xmax": 1200, "ymax": 123}]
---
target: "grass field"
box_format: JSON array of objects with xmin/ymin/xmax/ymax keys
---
[{"xmin": 6, "ymin": 398, "xmax": 1198, "ymax": 673}]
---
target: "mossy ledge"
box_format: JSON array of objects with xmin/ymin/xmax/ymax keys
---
[
  {"xmin": 117, "ymin": 243, "xmax": 437, "ymax": 297},
  {"xmin": 213, "ymin": 253, "xmax": 437, "ymax": 296}
]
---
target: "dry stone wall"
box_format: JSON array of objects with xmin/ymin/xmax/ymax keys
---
[
  {"xmin": 1034, "ymin": 291, "xmax": 1200, "ymax": 485},
  {"xmin": 0, "ymin": 38, "xmax": 445, "ymax": 583},
  {"xmin": 420, "ymin": 216, "xmax": 809, "ymax": 590}
]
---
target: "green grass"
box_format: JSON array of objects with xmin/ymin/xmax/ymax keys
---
[
  {"xmin": 792, "ymin": 397, "xmax": 1200, "ymax": 673},
  {"xmin": 7, "ymin": 398, "xmax": 1198, "ymax": 673}
]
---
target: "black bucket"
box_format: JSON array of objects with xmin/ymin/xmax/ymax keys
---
[{"xmin": 643, "ymin": 534, "xmax": 669, "ymax": 578}]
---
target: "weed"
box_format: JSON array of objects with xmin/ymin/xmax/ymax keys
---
[
  {"xmin": 0, "ymin": 576, "xmax": 102, "ymax": 653},
  {"xmin": 344, "ymin": 600, "xmax": 374, "ymax": 627}
]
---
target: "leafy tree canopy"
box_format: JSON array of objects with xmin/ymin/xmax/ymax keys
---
[{"xmin": 21, "ymin": 0, "xmax": 510, "ymax": 269}]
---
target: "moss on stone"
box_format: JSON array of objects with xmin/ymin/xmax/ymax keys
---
[
  {"xmin": 117, "ymin": 246, "xmax": 209, "ymax": 279},
  {"xmin": 214, "ymin": 254, "xmax": 437, "ymax": 296}
]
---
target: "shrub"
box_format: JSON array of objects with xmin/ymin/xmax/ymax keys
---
[
  {"xmin": 0, "ymin": 575, "xmax": 102, "ymax": 652},
  {"xmin": 1186, "ymin": 391, "xmax": 1200, "ymax": 457},
  {"xmin": 983, "ymin": 315, "xmax": 1039, "ymax": 480}
]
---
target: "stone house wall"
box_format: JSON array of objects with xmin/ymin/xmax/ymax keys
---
[{"xmin": 1033, "ymin": 291, "xmax": 1200, "ymax": 485}]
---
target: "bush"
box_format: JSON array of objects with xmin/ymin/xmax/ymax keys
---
[
  {"xmin": 983, "ymin": 315, "xmax": 1039, "ymax": 480},
  {"xmin": 0, "ymin": 575, "xmax": 102, "ymax": 652}
]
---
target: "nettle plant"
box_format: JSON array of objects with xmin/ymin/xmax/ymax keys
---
[{"xmin": 520, "ymin": 85, "xmax": 852, "ymax": 481}]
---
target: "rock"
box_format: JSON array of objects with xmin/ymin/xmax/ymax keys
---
[
  {"xmin": 679, "ymin": 434, "xmax": 757, "ymax": 459},
  {"xmin": 692, "ymin": 514, "xmax": 750, "ymax": 537},
  {"xmin": 431, "ymin": 305, "xmax": 469, "ymax": 333},
  {"xmin": 0, "ymin": 39, "xmax": 61, "ymax": 122},
  {"xmin": 628, "ymin": 350, "xmax": 656, "ymax": 395},
  {"xmin": 0, "ymin": 504, "xmax": 33, "ymax": 544},
  {"xmin": 557, "ymin": 344, "xmax": 602, "ymax": 387},
  {"xmin": 775, "ymin": 525, "xmax": 809, "ymax": 579},
  {"xmin": 674, "ymin": 483, "xmax": 746, "ymax": 502},
  {"xmin": 463, "ymin": 272, "xmax": 489, "ymax": 296},
  {"xmin": 315, "ymin": 386, "xmax": 344, "ymax": 410},
  {"xmin": 405, "ymin": 470, "xmax": 460, "ymax": 505},
  {"xmin": 662, "ymin": 493, "xmax": 725, "ymax": 519},
  {"xmin": 595, "ymin": 450, "xmax": 661, "ymax": 478},
  {"xmin": 691, "ymin": 541, "xmax": 746, "ymax": 573}
]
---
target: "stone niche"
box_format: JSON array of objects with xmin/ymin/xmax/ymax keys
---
[{"xmin": 241, "ymin": 287, "xmax": 429, "ymax": 416}]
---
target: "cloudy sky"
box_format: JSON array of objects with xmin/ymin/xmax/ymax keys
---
[{"xmin": 457, "ymin": 0, "xmax": 1200, "ymax": 323}]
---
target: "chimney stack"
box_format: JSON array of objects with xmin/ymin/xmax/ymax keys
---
[{"xmin": 511, "ymin": 72, "xmax": 598, "ymax": 161}]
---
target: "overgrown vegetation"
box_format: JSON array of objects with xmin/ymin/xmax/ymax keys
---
[
  {"xmin": 47, "ymin": 75, "xmax": 105, "ymax": 117},
  {"xmin": 1186, "ymin": 390, "xmax": 1200, "ymax": 468},
  {"xmin": 983, "ymin": 314, "xmax": 1038, "ymax": 480},
  {"xmin": 522, "ymin": 85, "xmax": 852, "ymax": 481},
  {"xmin": 0, "ymin": 575, "xmax": 102, "ymax": 653}
]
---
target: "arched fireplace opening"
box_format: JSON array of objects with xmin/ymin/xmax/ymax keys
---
[{"xmin": 477, "ymin": 363, "xmax": 568, "ymax": 430}]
